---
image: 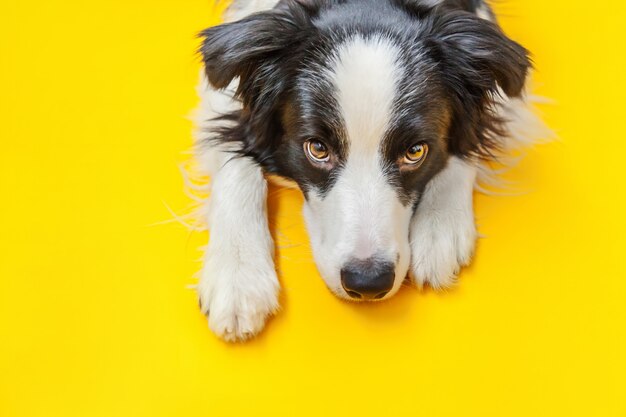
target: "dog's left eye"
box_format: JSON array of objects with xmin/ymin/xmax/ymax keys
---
[
  {"xmin": 404, "ymin": 143, "xmax": 428, "ymax": 165},
  {"xmin": 304, "ymin": 140, "xmax": 331, "ymax": 163}
]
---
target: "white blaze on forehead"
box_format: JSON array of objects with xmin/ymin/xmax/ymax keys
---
[
  {"xmin": 330, "ymin": 35, "xmax": 401, "ymax": 150},
  {"xmin": 304, "ymin": 36, "xmax": 412, "ymax": 298}
]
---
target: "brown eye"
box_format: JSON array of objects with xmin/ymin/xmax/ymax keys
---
[
  {"xmin": 404, "ymin": 143, "xmax": 428, "ymax": 165},
  {"xmin": 305, "ymin": 140, "xmax": 330, "ymax": 163}
]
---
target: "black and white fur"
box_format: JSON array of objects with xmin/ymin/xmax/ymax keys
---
[{"xmin": 192, "ymin": 0, "xmax": 546, "ymax": 341}]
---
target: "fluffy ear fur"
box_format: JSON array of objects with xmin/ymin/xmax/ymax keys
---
[
  {"xmin": 199, "ymin": 4, "xmax": 312, "ymax": 98},
  {"xmin": 424, "ymin": 10, "xmax": 531, "ymax": 157},
  {"xmin": 430, "ymin": 11, "xmax": 529, "ymax": 97}
]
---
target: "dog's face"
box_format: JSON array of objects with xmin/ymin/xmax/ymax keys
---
[
  {"xmin": 200, "ymin": 0, "xmax": 529, "ymax": 300},
  {"xmin": 278, "ymin": 34, "xmax": 451, "ymax": 300}
]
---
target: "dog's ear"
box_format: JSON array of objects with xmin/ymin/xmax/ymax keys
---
[
  {"xmin": 429, "ymin": 11, "xmax": 530, "ymax": 97},
  {"xmin": 199, "ymin": 3, "xmax": 313, "ymax": 98},
  {"xmin": 425, "ymin": 11, "xmax": 531, "ymax": 156}
]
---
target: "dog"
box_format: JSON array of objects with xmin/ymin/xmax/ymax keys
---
[{"xmin": 192, "ymin": 0, "xmax": 546, "ymax": 341}]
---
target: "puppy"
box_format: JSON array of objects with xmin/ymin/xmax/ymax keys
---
[{"xmin": 192, "ymin": 0, "xmax": 546, "ymax": 341}]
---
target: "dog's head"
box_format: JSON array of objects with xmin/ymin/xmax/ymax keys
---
[{"xmin": 199, "ymin": 0, "xmax": 530, "ymax": 300}]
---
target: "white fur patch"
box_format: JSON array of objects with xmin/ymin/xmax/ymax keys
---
[
  {"xmin": 409, "ymin": 156, "xmax": 478, "ymax": 289},
  {"xmin": 197, "ymin": 152, "xmax": 280, "ymax": 342},
  {"xmin": 223, "ymin": 0, "xmax": 280, "ymax": 22},
  {"xmin": 476, "ymin": 5, "xmax": 492, "ymax": 21},
  {"xmin": 330, "ymin": 35, "xmax": 400, "ymax": 150},
  {"xmin": 193, "ymin": 75, "xmax": 279, "ymax": 342},
  {"xmin": 303, "ymin": 35, "xmax": 413, "ymax": 299},
  {"xmin": 476, "ymin": 81, "xmax": 555, "ymax": 191}
]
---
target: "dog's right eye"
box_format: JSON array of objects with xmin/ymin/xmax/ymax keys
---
[
  {"xmin": 304, "ymin": 140, "xmax": 331, "ymax": 163},
  {"xmin": 403, "ymin": 143, "xmax": 429, "ymax": 166}
]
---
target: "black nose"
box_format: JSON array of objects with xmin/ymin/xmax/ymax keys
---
[{"xmin": 340, "ymin": 259, "xmax": 395, "ymax": 300}]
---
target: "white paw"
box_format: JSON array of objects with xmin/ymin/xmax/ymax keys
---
[
  {"xmin": 409, "ymin": 212, "xmax": 477, "ymax": 290},
  {"xmin": 198, "ymin": 250, "xmax": 280, "ymax": 342}
]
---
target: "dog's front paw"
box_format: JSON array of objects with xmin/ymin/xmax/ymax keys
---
[
  {"xmin": 409, "ymin": 212, "xmax": 477, "ymax": 290},
  {"xmin": 198, "ymin": 252, "xmax": 280, "ymax": 342}
]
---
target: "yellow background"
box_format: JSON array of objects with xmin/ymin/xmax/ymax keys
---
[{"xmin": 1, "ymin": 0, "xmax": 625, "ymax": 416}]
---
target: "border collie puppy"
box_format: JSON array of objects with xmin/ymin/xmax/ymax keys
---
[{"xmin": 192, "ymin": 0, "xmax": 545, "ymax": 341}]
